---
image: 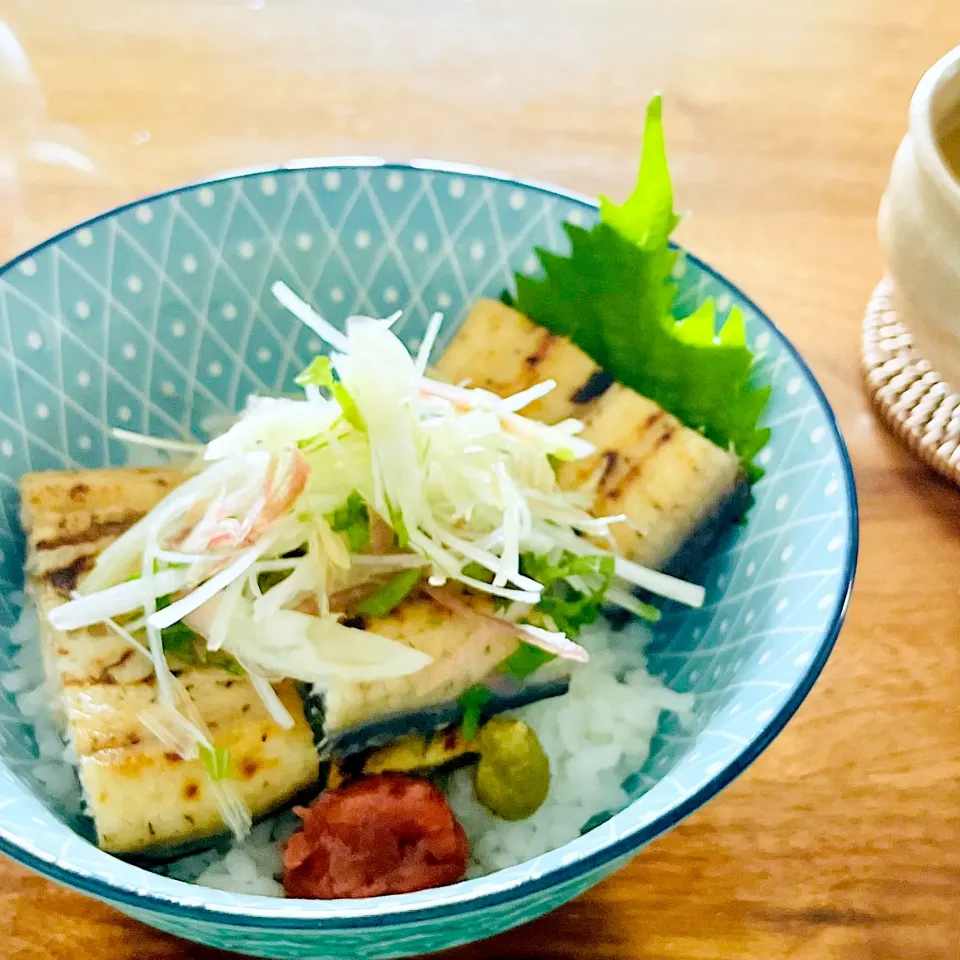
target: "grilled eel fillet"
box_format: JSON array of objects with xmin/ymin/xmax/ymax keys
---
[
  {"xmin": 323, "ymin": 596, "xmax": 519, "ymax": 734},
  {"xmin": 20, "ymin": 468, "xmax": 320, "ymax": 855},
  {"xmin": 436, "ymin": 299, "xmax": 748, "ymax": 572},
  {"xmin": 326, "ymin": 728, "xmax": 479, "ymax": 790},
  {"xmin": 314, "ymin": 593, "xmax": 568, "ymax": 755},
  {"xmin": 18, "ymin": 470, "xmax": 540, "ymax": 845}
]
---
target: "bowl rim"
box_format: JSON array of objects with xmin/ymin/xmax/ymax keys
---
[{"xmin": 0, "ymin": 157, "xmax": 859, "ymax": 928}]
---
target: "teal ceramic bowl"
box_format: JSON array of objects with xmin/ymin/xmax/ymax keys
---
[{"xmin": 0, "ymin": 161, "xmax": 856, "ymax": 958}]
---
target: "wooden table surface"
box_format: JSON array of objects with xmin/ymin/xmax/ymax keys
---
[{"xmin": 1, "ymin": 1, "xmax": 959, "ymax": 957}]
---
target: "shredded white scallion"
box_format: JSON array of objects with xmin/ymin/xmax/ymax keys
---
[
  {"xmin": 415, "ymin": 311, "xmax": 444, "ymax": 375},
  {"xmin": 498, "ymin": 378, "xmax": 558, "ymax": 413},
  {"xmin": 243, "ymin": 667, "xmax": 296, "ymax": 730},
  {"xmin": 147, "ymin": 544, "xmax": 269, "ymax": 631},
  {"xmin": 102, "ymin": 616, "xmax": 153, "ymax": 661},
  {"xmin": 272, "ymin": 280, "xmax": 350, "ymax": 353},
  {"xmin": 206, "ymin": 576, "xmax": 246, "ymax": 652},
  {"xmin": 110, "ymin": 428, "xmax": 204, "ymax": 455},
  {"xmin": 49, "ymin": 569, "xmax": 188, "ymax": 632},
  {"xmin": 604, "ymin": 586, "xmax": 658, "ymax": 619}
]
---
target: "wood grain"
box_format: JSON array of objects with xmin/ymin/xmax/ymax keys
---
[{"xmin": 1, "ymin": 1, "xmax": 959, "ymax": 957}]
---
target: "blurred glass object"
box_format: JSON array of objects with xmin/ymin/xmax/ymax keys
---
[{"xmin": 0, "ymin": 19, "xmax": 111, "ymax": 259}]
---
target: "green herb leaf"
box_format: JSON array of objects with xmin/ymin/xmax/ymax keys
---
[
  {"xmin": 155, "ymin": 595, "xmax": 195, "ymax": 660},
  {"xmin": 501, "ymin": 643, "xmax": 556, "ymax": 680},
  {"xmin": 295, "ymin": 355, "xmax": 366, "ymax": 432},
  {"xmin": 327, "ymin": 492, "xmax": 370, "ymax": 552},
  {"xmin": 510, "ymin": 94, "xmax": 769, "ymax": 480},
  {"xmin": 385, "ymin": 496, "xmax": 409, "ymax": 548},
  {"xmin": 522, "ymin": 552, "xmax": 615, "ymax": 586},
  {"xmin": 459, "ymin": 684, "xmax": 492, "ymax": 741},
  {"xmin": 159, "ymin": 620, "xmax": 198, "ymax": 661},
  {"xmin": 462, "ymin": 561, "xmax": 511, "ymax": 610},
  {"xmin": 630, "ymin": 599, "xmax": 662, "ymax": 624},
  {"xmin": 519, "ymin": 550, "xmax": 616, "ymax": 637},
  {"xmin": 354, "ymin": 568, "xmax": 421, "ymax": 618},
  {"xmin": 461, "ymin": 562, "xmax": 494, "ymax": 584},
  {"xmin": 491, "ymin": 594, "xmax": 512, "ymax": 614},
  {"xmin": 332, "ymin": 382, "xmax": 366, "ymax": 431},
  {"xmin": 155, "ymin": 597, "xmax": 245, "ymax": 675},
  {"xmin": 257, "ymin": 569, "xmax": 292, "ymax": 593},
  {"xmin": 295, "ymin": 355, "xmax": 335, "ymax": 389},
  {"xmin": 209, "ymin": 653, "xmax": 246, "ymax": 676},
  {"xmin": 161, "ymin": 626, "xmax": 245, "ymax": 675},
  {"xmin": 599, "ymin": 93, "xmax": 683, "ymax": 248},
  {"xmin": 200, "ymin": 745, "xmax": 231, "ymax": 781}
]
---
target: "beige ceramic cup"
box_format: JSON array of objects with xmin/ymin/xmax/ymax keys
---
[{"xmin": 879, "ymin": 46, "xmax": 960, "ymax": 388}]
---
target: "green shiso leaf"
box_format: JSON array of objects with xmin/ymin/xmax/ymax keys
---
[{"xmin": 510, "ymin": 94, "xmax": 769, "ymax": 480}]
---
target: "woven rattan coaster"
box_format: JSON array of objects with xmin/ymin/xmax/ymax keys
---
[{"xmin": 862, "ymin": 278, "xmax": 960, "ymax": 484}]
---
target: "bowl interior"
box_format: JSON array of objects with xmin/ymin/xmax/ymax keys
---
[{"xmin": 0, "ymin": 163, "xmax": 855, "ymax": 919}]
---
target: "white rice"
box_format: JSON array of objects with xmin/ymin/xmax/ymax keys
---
[
  {"xmin": 166, "ymin": 814, "xmax": 301, "ymax": 897},
  {"xmin": 9, "ymin": 604, "xmax": 691, "ymax": 896},
  {"xmin": 447, "ymin": 625, "xmax": 692, "ymax": 877},
  {"xmin": 4, "ymin": 605, "xmax": 86, "ymax": 816}
]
